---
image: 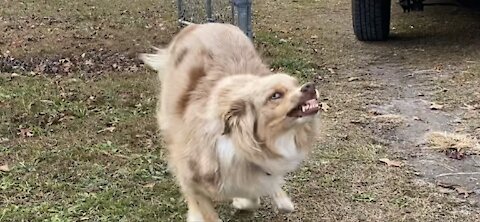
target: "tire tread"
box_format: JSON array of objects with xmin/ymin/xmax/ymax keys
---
[{"xmin": 352, "ymin": 0, "xmax": 391, "ymax": 41}]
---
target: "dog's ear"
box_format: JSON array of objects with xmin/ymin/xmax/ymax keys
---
[
  {"xmin": 222, "ymin": 100, "xmax": 248, "ymax": 135},
  {"xmin": 222, "ymin": 100, "xmax": 263, "ymax": 154}
]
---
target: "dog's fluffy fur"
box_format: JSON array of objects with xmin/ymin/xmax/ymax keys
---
[{"xmin": 140, "ymin": 23, "xmax": 319, "ymax": 221}]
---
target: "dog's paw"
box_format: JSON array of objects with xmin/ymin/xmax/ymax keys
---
[
  {"xmin": 187, "ymin": 211, "xmax": 204, "ymax": 222},
  {"xmin": 274, "ymin": 196, "xmax": 295, "ymax": 213},
  {"xmin": 232, "ymin": 198, "xmax": 261, "ymax": 210}
]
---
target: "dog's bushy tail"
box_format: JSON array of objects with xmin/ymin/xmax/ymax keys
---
[{"xmin": 139, "ymin": 47, "xmax": 168, "ymax": 80}]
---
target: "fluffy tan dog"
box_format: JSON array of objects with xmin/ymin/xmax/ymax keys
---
[{"xmin": 140, "ymin": 23, "xmax": 319, "ymax": 222}]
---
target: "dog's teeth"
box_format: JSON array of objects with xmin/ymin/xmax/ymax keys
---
[{"xmin": 304, "ymin": 104, "xmax": 310, "ymax": 112}]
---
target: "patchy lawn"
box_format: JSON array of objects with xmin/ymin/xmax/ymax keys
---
[{"xmin": 1, "ymin": 0, "xmax": 480, "ymax": 221}]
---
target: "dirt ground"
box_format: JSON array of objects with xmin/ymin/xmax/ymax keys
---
[{"xmin": 1, "ymin": 0, "xmax": 479, "ymax": 221}]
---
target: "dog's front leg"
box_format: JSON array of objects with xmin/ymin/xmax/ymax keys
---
[
  {"xmin": 232, "ymin": 197, "xmax": 261, "ymax": 210},
  {"xmin": 271, "ymin": 187, "xmax": 295, "ymax": 213},
  {"xmin": 185, "ymin": 192, "xmax": 221, "ymax": 222}
]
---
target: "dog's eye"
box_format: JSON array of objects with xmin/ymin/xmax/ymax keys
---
[{"xmin": 270, "ymin": 92, "xmax": 283, "ymax": 100}]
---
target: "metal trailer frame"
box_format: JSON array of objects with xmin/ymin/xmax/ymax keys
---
[{"xmin": 176, "ymin": 0, "xmax": 253, "ymax": 39}]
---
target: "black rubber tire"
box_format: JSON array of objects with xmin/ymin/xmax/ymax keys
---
[
  {"xmin": 352, "ymin": 0, "xmax": 391, "ymax": 41},
  {"xmin": 458, "ymin": 0, "xmax": 480, "ymax": 9}
]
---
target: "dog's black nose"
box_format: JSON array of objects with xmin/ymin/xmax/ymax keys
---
[{"xmin": 301, "ymin": 82, "xmax": 315, "ymax": 94}]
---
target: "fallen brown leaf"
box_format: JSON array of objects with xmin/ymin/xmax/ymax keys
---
[
  {"xmin": 97, "ymin": 127, "xmax": 116, "ymax": 134},
  {"xmin": 430, "ymin": 103, "xmax": 444, "ymax": 110},
  {"xmin": 434, "ymin": 64, "xmax": 444, "ymax": 72},
  {"xmin": 350, "ymin": 119, "xmax": 364, "ymax": 124},
  {"xmin": 327, "ymin": 68, "xmax": 336, "ymax": 74},
  {"xmin": 379, "ymin": 158, "xmax": 403, "ymax": 167},
  {"xmin": 455, "ymin": 186, "xmax": 473, "ymax": 198},
  {"xmin": 67, "ymin": 78, "xmax": 79, "ymax": 83},
  {"xmin": 143, "ymin": 183, "xmax": 156, "ymax": 188},
  {"xmin": 348, "ymin": 77, "xmax": 360, "ymax": 82},
  {"xmin": 455, "ymin": 127, "xmax": 466, "ymax": 133},
  {"xmin": 320, "ymin": 102, "xmax": 330, "ymax": 112},
  {"xmin": 462, "ymin": 103, "xmax": 479, "ymax": 111},
  {"xmin": 40, "ymin": 99, "xmax": 54, "ymax": 105},
  {"xmin": 437, "ymin": 182, "xmax": 473, "ymax": 198},
  {"xmin": 18, "ymin": 128, "xmax": 34, "ymax": 138},
  {"xmin": 373, "ymin": 114, "xmax": 405, "ymax": 124},
  {"xmin": 85, "ymin": 59, "xmax": 94, "ymax": 66},
  {"xmin": 0, "ymin": 164, "xmax": 10, "ymax": 172},
  {"xmin": 368, "ymin": 109, "xmax": 380, "ymax": 115}
]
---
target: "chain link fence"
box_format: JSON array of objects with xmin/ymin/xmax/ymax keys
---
[{"xmin": 176, "ymin": 0, "xmax": 252, "ymax": 38}]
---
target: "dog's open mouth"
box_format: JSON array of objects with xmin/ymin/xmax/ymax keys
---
[{"xmin": 287, "ymin": 98, "xmax": 320, "ymax": 118}]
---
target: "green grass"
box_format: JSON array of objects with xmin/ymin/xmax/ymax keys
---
[
  {"xmin": 0, "ymin": 73, "xmax": 187, "ymax": 221},
  {"xmin": 255, "ymin": 32, "xmax": 319, "ymax": 81}
]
